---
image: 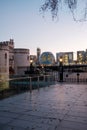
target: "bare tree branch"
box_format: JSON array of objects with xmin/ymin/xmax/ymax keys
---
[{"xmin": 40, "ymin": 0, "xmax": 87, "ymax": 21}]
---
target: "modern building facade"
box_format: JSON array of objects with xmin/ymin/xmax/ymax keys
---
[
  {"xmin": 77, "ymin": 51, "xmax": 86, "ymax": 64},
  {"xmin": 86, "ymin": 49, "xmax": 87, "ymax": 64},
  {"xmin": 30, "ymin": 55, "xmax": 37, "ymax": 65},
  {"xmin": 39, "ymin": 52, "xmax": 55, "ymax": 66},
  {"xmin": 56, "ymin": 52, "xmax": 73, "ymax": 65}
]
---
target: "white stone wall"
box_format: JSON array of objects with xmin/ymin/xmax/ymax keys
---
[
  {"xmin": 0, "ymin": 45, "xmax": 9, "ymax": 80},
  {"xmin": 14, "ymin": 49, "xmax": 30, "ymax": 75},
  {"xmin": 9, "ymin": 39, "xmax": 14, "ymax": 69}
]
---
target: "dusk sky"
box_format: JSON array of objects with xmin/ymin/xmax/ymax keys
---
[{"xmin": 0, "ymin": 0, "xmax": 87, "ymax": 59}]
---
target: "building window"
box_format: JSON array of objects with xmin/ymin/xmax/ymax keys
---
[
  {"xmin": 27, "ymin": 56, "xmax": 29, "ymax": 60},
  {"xmin": 5, "ymin": 53, "xmax": 7, "ymax": 66},
  {"xmin": 5, "ymin": 53, "xmax": 7, "ymax": 59}
]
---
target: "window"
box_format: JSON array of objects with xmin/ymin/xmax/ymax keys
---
[
  {"xmin": 5, "ymin": 53, "xmax": 7, "ymax": 66},
  {"xmin": 5, "ymin": 53, "xmax": 7, "ymax": 59}
]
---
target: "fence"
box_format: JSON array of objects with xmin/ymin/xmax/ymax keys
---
[
  {"xmin": 0, "ymin": 71, "xmax": 87, "ymax": 99},
  {"xmin": 51, "ymin": 71, "xmax": 87, "ymax": 83},
  {"xmin": 9, "ymin": 75, "xmax": 55, "ymax": 91},
  {"xmin": 0, "ymin": 74, "xmax": 55, "ymax": 99}
]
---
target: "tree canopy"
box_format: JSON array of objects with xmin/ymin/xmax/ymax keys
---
[{"xmin": 40, "ymin": 0, "xmax": 87, "ymax": 21}]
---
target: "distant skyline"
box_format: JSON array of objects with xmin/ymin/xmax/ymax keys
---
[{"xmin": 0, "ymin": 0, "xmax": 87, "ymax": 59}]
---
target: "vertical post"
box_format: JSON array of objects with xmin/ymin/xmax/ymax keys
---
[
  {"xmin": 77, "ymin": 73, "xmax": 79, "ymax": 83},
  {"xmin": 44, "ymin": 75, "xmax": 45, "ymax": 82},
  {"xmin": 48, "ymin": 75, "xmax": 50, "ymax": 87},
  {"xmin": 30, "ymin": 77, "xmax": 32, "ymax": 93},
  {"xmin": 43, "ymin": 75, "xmax": 45, "ymax": 87},
  {"xmin": 59, "ymin": 57, "xmax": 63, "ymax": 82},
  {"xmin": 37, "ymin": 76, "xmax": 39, "ymax": 90}
]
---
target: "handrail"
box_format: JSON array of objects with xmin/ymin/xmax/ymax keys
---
[
  {"xmin": 0, "ymin": 74, "xmax": 51, "ymax": 82},
  {"xmin": 0, "ymin": 74, "xmax": 54, "ymax": 93}
]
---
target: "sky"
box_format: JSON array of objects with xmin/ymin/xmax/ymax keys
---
[{"xmin": 0, "ymin": 0, "xmax": 87, "ymax": 59}]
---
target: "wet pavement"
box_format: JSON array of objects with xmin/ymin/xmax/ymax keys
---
[{"xmin": 0, "ymin": 83, "xmax": 87, "ymax": 130}]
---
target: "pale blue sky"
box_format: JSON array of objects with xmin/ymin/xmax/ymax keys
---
[{"xmin": 0, "ymin": 0, "xmax": 87, "ymax": 59}]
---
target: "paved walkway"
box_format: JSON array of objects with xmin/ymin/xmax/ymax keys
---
[{"xmin": 0, "ymin": 83, "xmax": 87, "ymax": 130}]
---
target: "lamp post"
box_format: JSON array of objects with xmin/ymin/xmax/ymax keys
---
[
  {"xmin": 30, "ymin": 59, "xmax": 34, "ymax": 73},
  {"xmin": 59, "ymin": 57, "xmax": 63, "ymax": 82}
]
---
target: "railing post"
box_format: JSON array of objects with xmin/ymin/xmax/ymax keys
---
[
  {"xmin": 30, "ymin": 77, "xmax": 32, "ymax": 93},
  {"xmin": 44, "ymin": 75, "xmax": 45, "ymax": 82},
  {"xmin": 48, "ymin": 75, "xmax": 50, "ymax": 87},
  {"xmin": 43, "ymin": 75, "xmax": 45, "ymax": 87},
  {"xmin": 77, "ymin": 73, "xmax": 80, "ymax": 83},
  {"xmin": 59, "ymin": 57, "xmax": 63, "ymax": 82},
  {"xmin": 37, "ymin": 76, "xmax": 39, "ymax": 90}
]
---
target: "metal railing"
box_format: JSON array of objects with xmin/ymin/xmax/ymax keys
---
[
  {"xmin": 9, "ymin": 75, "xmax": 55, "ymax": 91},
  {"xmin": 46, "ymin": 71, "xmax": 87, "ymax": 83},
  {"xmin": 0, "ymin": 74, "xmax": 55, "ymax": 98},
  {"xmin": 0, "ymin": 71, "xmax": 87, "ymax": 99}
]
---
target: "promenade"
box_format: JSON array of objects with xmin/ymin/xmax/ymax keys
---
[{"xmin": 0, "ymin": 83, "xmax": 87, "ymax": 130}]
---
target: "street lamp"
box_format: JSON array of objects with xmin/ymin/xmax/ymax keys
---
[
  {"xmin": 30, "ymin": 59, "xmax": 33, "ymax": 64},
  {"xmin": 59, "ymin": 57, "xmax": 63, "ymax": 63},
  {"xmin": 30, "ymin": 59, "xmax": 34, "ymax": 72},
  {"xmin": 59, "ymin": 57, "xmax": 63, "ymax": 82}
]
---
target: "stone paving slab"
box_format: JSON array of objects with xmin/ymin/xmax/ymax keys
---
[{"xmin": 0, "ymin": 84, "xmax": 87, "ymax": 130}]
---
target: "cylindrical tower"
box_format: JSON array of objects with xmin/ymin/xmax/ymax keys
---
[
  {"xmin": 37, "ymin": 48, "xmax": 41, "ymax": 65},
  {"xmin": 0, "ymin": 43, "xmax": 9, "ymax": 80},
  {"xmin": 9, "ymin": 39, "xmax": 14, "ymax": 75},
  {"xmin": 14, "ymin": 48, "xmax": 30, "ymax": 75},
  {"xmin": 0, "ymin": 43, "xmax": 9, "ymax": 90}
]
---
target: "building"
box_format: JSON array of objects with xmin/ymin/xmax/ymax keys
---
[
  {"xmin": 0, "ymin": 42, "xmax": 9, "ymax": 80},
  {"xmin": 14, "ymin": 48, "xmax": 30, "ymax": 75},
  {"xmin": 30, "ymin": 55, "xmax": 37, "ymax": 65},
  {"xmin": 85, "ymin": 49, "xmax": 87, "ymax": 64},
  {"xmin": 56, "ymin": 52, "xmax": 63, "ymax": 65},
  {"xmin": 36, "ymin": 48, "xmax": 41, "ymax": 65},
  {"xmin": 56, "ymin": 52, "xmax": 73, "ymax": 65},
  {"xmin": 8, "ymin": 39, "xmax": 14, "ymax": 75},
  {"xmin": 0, "ymin": 39, "xmax": 15, "ymax": 78},
  {"xmin": 77, "ymin": 51, "xmax": 85, "ymax": 64},
  {"xmin": 39, "ymin": 52, "xmax": 55, "ymax": 66},
  {"xmin": 0, "ymin": 39, "xmax": 30, "ymax": 77},
  {"xmin": 63, "ymin": 52, "xmax": 73, "ymax": 65}
]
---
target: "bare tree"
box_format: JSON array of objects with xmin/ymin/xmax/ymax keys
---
[{"xmin": 40, "ymin": 0, "xmax": 87, "ymax": 21}]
